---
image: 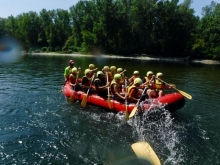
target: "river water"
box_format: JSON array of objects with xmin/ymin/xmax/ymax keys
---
[{"xmin": 0, "ymin": 54, "xmax": 220, "ymax": 165}]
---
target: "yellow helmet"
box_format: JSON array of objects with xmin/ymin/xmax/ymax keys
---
[
  {"xmin": 97, "ymin": 71, "xmax": 104, "ymax": 77},
  {"xmin": 84, "ymin": 69, "xmax": 91, "ymax": 75},
  {"xmin": 71, "ymin": 67, "xmax": 77, "ymax": 73},
  {"xmin": 133, "ymin": 71, "xmax": 139, "ymax": 75},
  {"xmin": 110, "ymin": 66, "xmax": 116, "ymax": 71},
  {"xmin": 103, "ymin": 66, "xmax": 109, "ymax": 71},
  {"xmin": 147, "ymin": 71, "xmax": 153, "ymax": 77},
  {"xmin": 117, "ymin": 68, "xmax": 123, "ymax": 73},
  {"xmin": 156, "ymin": 72, "xmax": 163, "ymax": 78},
  {"xmin": 134, "ymin": 78, "xmax": 143, "ymax": 85},
  {"xmin": 89, "ymin": 64, "xmax": 95, "ymax": 69},
  {"xmin": 114, "ymin": 73, "xmax": 122, "ymax": 80}
]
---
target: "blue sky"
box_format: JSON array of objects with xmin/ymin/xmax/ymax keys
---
[{"xmin": 0, "ymin": 0, "xmax": 219, "ymax": 18}]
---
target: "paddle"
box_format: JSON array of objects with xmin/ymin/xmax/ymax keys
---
[
  {"xmin": 81, "ymin": 75, "xmax": 95, "ymax": 107},
  {"xmin": 106, "ymin": 72, "xmax": 113, "ymax": 109},
  {"xmin": 69, "ymin": 68, "xmax": 80, "ymax": 103},
  {"xmin": 131, "ymin": 142, "xmax": 161, "ymax": 165},
  {"xmin": 129, "ymin": 87, "xmax": 147, "ymax": 119},
  {"xmin": 125, "ymin": 78, "xmax": 129, "ymax": 121},
  {"xmin": 155, "ymin": 77, "xmax": 192, "ymax": 100}
]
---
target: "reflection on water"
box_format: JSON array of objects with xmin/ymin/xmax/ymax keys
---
[{"xmin": 0, "ymin": 54, "xmax": 220, "ymax": 165}]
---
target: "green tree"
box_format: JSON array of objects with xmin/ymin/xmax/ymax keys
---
[{"xmin": 197, "ymin": 1, "xmax": 220, "ymax": 59}]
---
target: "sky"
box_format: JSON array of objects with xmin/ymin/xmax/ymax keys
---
[{"xmin": 0, "ymin": 0, "xmax": 220, "ymax": 18}]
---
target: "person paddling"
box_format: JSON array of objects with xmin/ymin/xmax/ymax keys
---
[
  {"xmin": 110, "ymin": 74, "xmax": 126, "ymax": 102},
  {"xmin": 142, "ymin": 71, "xmax": 155, "ymax": 96},
  {"xmin": 94, "ymin": 71, "xmax": 109, "ymax": 98},
  {"xmin": 69, "ymin": 67, "xmax": 82, "ymax": 91},
  {"xmin": 81, "ymin": 69, "xmax": 95, "ymax": 93},
  {"xmin": 148, "ymin": 72, "xmax": 172, "ymax": 98},
  {"xmin": 129, "ymin": 71, "xmax": 140, "ymax": 86},
  {"xmin": 110, "ymin": 66, "xmax": 117, "ymax": 81},
  {"xmin": 88, "ymin": 64, "xmax": 98, "ymax": 77},
  {"xmin": 128, "ymin": 78, "xmax": 144, "ymax": 103}
]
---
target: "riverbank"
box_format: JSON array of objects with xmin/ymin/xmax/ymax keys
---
[{"xmin": 29, "ymin": 52, "xmax": 220, "ymax": 65}]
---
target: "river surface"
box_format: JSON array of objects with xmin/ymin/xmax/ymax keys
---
[{"xmin": 0, "ymin": 54, "xmax": 220, "ymax": 165}]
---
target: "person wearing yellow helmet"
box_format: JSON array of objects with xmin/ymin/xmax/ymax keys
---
[
  {"xmin": 89, "ymin": 64, "xmax": 95, "ymax": 70},
  {"xmin": 69, "ymin": 67, "xmax": 82, "ymax": 91},
  {"xmin": 81, "ymin": 69, "xmax": 95, "ymax": 93},
  {"xmin": 110, "ymin": 73, "xmax": 126, "ymax": 101},
  {"xmin": 110, "ymin": 66, "xmax": 117, "ymax": 81},
  {"xmin": 127, "ymin": 78, "xmax": 144, "ymax": 103},
  {"xmin": 84, "ymin": 64, "xmax": 98, "ymax": 78},
  {"xmin": 142, "ymin": 71, "xmax": 154, "ymax": 88},
  {"xmin": 94, "ymin": 71, "xmax": 109, "ymax": 98},
  {"xmin": 128, "ymin": 70, "xmax": 140, "ymax": 86},
  {"xmin": 116, "ymin": 67, "xmax": 127, "ymax": 92},
  {"xmin": 147, "ymin": 72, "xmax": 172, "ymax": 98},
  {"xmin": 102, "ymin": 66, "xmax": 112, "ymax": 82}
]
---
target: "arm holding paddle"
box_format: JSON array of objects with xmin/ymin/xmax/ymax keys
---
[
  {"xmin": 125, "ymin": 79, "xmax": 129, "ymax": 121},
  {"xmin": 129, "ymin": 87, "xmax": 147, "ymax": 119},
  {"xmin": 69, "ymin": 67, "xmax": 81, "ymax": 103},
  {"xmin": 155, "ymin": 76, "xmax": 192, "ymax": 100},
  {"xmin": 81, "ymin": 74, "xmax": 95, "ymax": 107},
  {"xmin": 106, "ymin": 72, "xmax": 113, "ymax": 109}
]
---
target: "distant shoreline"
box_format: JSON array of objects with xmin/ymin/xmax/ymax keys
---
[{"xmin": 28, "ymin": 52, "xmax": 220, "ymax": 65}]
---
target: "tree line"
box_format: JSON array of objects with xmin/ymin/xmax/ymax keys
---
[{"xmin": 0, "ymin": 0, "xmax": 220, "ymax": 60}]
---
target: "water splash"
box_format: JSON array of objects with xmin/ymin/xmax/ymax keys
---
[{"xmin": 129, "ymin": 99, "xmax": 185, "ymax": 165}]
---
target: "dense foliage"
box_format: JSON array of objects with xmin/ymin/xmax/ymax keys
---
[{"xmin": 0, "ymin": 0, "xmax": 220, "ymax": 59}]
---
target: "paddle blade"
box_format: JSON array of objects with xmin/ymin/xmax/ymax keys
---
[
  {"xmin": 69, "ymin": 94, "xmax": 75, "ymax": 103},
  {"xmin": 125, "ymin": 106, "xmax": 129, "ymax": 121},
  {"xmin": 169, "ymin": 84, "xmax": 176, "ymax": 88},
  {"xmin": 177, "ymin": 89, "xmax": 192, "ymax": 100},
  {"xmin": 108, "ymin": 96, "xmax": 113, "ymax": 109},
  {"xmin": 129, "ymin": 106, "xmax": 138, "ymax": 119},
  {"xmin": 131, "ymin": 142, "xmax": 161, "ymax": 165},
  {"xmin": 81, "ymin": 95, "xmax": 88, "ymax": 107}
]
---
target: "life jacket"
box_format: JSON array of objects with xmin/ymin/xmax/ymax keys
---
[
  {"xmin": 69, "ymin": 74, "xmax": 77, "ymax": 84},
  {"xmin": 128, "ymin": 85, "xmax": 139, "ymax": 98},
  {"xmin": 110, "ymin": 80, "xmax": 120, "ymax": 95},
  {"xmin": 154, "ymin": 79, "xmax": 165, "ymax": 91}
]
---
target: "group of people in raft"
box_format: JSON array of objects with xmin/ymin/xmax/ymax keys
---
[{"xmin": 64, "ymin": 59, "xmax": 173, "ymax": 104}]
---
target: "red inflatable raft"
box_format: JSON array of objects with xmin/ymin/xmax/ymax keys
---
[{"xmin": 63, "ymin": 82, "xmax": 185, "ymax": 113}]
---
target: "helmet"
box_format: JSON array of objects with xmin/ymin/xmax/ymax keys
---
[
  {"xmin": 147, "ymin": 71, "xmax": 153, "ymax": 77},
  {"xmin": 110, "ymin": 66, "xmax": 116, "ymax": 71},
  {"xmin": 117, "ymin": 68, "xmax": 123, "ymax": 73},
  {"xmin": 103, "ymin": 66, "xmax": 109, "ymax": 71},
  {"xmin": 114, "ymin": 74, "xmax": 122, "ymax": 80},
  {"xmin": 72, "ymin": 67, "xmax": 77, "ymax": 73},
  {"xmin": 97, "ymin": 71, "xmax": 104, "ymax": 77},
  {"xmin": 69, "ymin": 60, "xmax": 74, "ymax": 65},
  {"xmin": 134, "ymin": 78, "xmax": 143, "ymax": 85},
  {"xmin": 89, "ymin": 64, "xmax": 95, "ymax": 69},
  {"xmin": 84, "ymin": 69, "xmax": 91, "ymax": 75},
  {"xmin": 156, "ymin": 72, "xmax": 163, "ymax": 78},
  {"xmin": 133, "ymin": 71, "xmax": 139, "ymax": 75}
]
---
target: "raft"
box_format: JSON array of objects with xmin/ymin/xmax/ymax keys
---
[{"xmin": 63, "ymin": 82, "xmax": 185, "ymax": 113}]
